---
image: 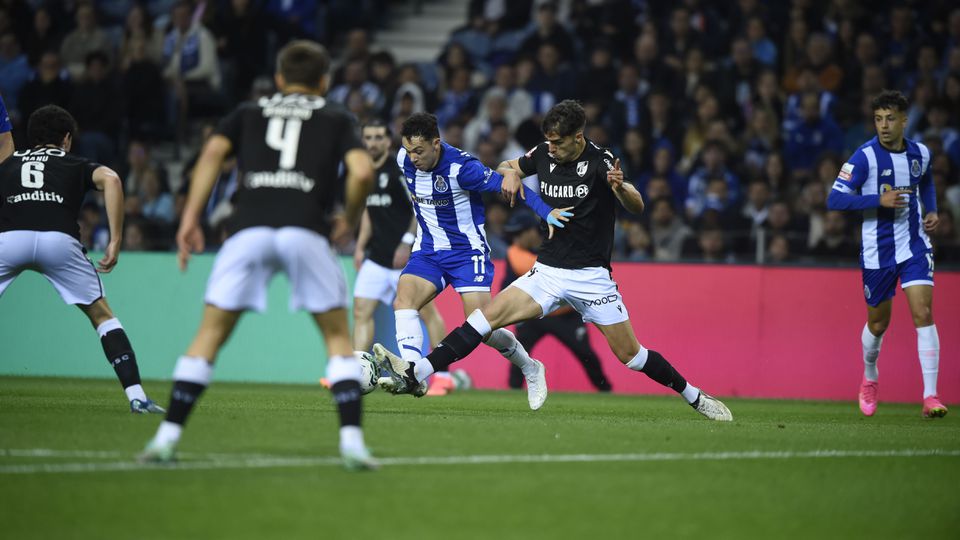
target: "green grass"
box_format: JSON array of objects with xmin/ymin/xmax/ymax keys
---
[{"xmin": 1, "ymin": 377, "xmax": 957, "ymax": 540}]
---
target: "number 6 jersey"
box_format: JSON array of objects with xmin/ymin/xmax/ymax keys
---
[
  {"xmin": 214, "ymin": 92, "xmax": 363, "ymax": 237},
  {"xmin": 0, "ymin": 147, "xmax": 99, "ymax": 240}
]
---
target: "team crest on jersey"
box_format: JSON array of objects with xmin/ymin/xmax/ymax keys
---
[
  {"xmin": 379, "ymin": 172, "xmax": 389, "ymax": 188},
  {"xmin": 576, "ymin": 161, "xmax": 588, "ymax": 177},
  {"xmin": 434, "ymin": 175, "xmax": 449, "ymax": 192},
  {"xmin": 911, "ymin": 159, "xmax": 921, "ymax": 177}
]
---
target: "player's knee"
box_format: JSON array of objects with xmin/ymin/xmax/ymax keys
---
[
  {"xmin": 611, "ymin": 341, "xmax": 641, "ymax": 363},
  {"xmin": 353, "ymin": 302, "xmax": 375, "ymax": 321},
  {"xmin": 912, "ymin": 307, "xmax": 933, "ymax": 327},
  {"xmin": 868, "ymin": 320, "xmax": 889, "ymax": 336}
]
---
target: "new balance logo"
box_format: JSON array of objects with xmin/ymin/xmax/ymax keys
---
[{"xmin": 880, "ymin": 169, "xmax": 892, "ymax": 177}]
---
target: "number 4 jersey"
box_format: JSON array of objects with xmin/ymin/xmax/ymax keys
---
[
  {"xmin": 0, "ymin": 147, "xmax": 100, "ymax": 240},
  {"xmin": 215, "ymin": 92, "xmax": 363, "ymax": 236}
]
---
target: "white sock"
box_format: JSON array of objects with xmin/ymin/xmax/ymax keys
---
[
  {"xmin": 466, "ymin": 309, "xmax": 492, "ymax": 336},
  {"xmin": 154, "ymin": 421, "xmax": 183, "ymax": 446},
  {"xmin": 917, "ymin": 324, "xmax": 940, "ymax": 398},
  {"xmin": 395, "ymin": 309, "xmax": 424, "ymax": 363},
  {"xmin": 124, "ymin": 383, "xmax": 147, "ymax": 402},
  {"xmin": 625, "ymin": 347, "xmax": 648, "ymax": 370},
  {"xmin": 339, "ymin": 425, "xmax": 365, "ymax": 451},
  {"xmin": 95, "ymin": 317, "xmax": 123, "ymax": 337},
  {"xmin": 681, "ymin": 383, "xmax": 701, "ymax": 404},
  {"xmin": 412, "ymin": 358, "xmax": 435, "ymax": 382},
  {"xmin": 484, "ymin": 328, "xmax": 535, "ymax": 371},
  {"xmin": 326, "ymin": 355, "xmax": 362, "ymax": 384},
  {"xmin": 861, "ymin": 324, "xmax": 883, "ymax": 382},
  {"xmin": 173, "ymin": 355, "xmax": 213, "ymax": 385}
]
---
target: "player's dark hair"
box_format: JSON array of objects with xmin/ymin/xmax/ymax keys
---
[
  {"xmin": 541, "ymin": 100, "xmax": 586, "ymax": 137},
  {"xmin": 361, "ymin": 118, "xmax": 391, "ymax": 135},
  {"xmin": 871, "ymin": 89, "xmax": 909, "ymax": 113},
  {"xmin": 28, "ymin": 105, "xmax": 77, "ymax": 147},
  {"xmin": 277, "ymin": 40, "xmax": 329, "ymax": 87},
  {"xmin": 401, "ymin": 112, "xmax": 440, "ymax": 141}
]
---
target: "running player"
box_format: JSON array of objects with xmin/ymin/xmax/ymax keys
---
[
  {"xmin": 828, "ymin": 89, "xmax": 947, "ymax": 418},
  {"xmin": 352, "ymin": 121, "xmax": 446, "ymax": 354},
  {"xmin": 139, "ymin": 41, "xmax": 379, "ymax": 469},
  {"xmin": 386, "ymin": 112, "xmax": 570, "ymax": 408},
  {"xmin": 375, "ymin": 100, "xmax": 732, "ymax": 421},
  {"xmin": 0, "ymin": 105, "xmax": 164, "ymax": 414},
  {"xmin": 0, "ymin": 93, "xmax": 13, "ymax": 161}
]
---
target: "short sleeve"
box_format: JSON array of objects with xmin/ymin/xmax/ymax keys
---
[
  {"xmin": 83, "ymin": 161, "xmax": 101, "ymax": 192},
  {"xmin": 596, "ymin": 147, "xmax": 618, "ymax": 185},
  {"xmin": 517, "ymin": 144, "xmax": 544, "ymax": 176},
  {"xmin": 214, "ymin": 105, "xmax": 245, "ymax": 152},
  {"xmin": 832, "ymin": 150, "xmax": 868, "ymax": 193}
]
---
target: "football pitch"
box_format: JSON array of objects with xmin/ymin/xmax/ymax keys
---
[{"xmin": 1, "ymin": 377, "xmax": 957, "ymax": 539}]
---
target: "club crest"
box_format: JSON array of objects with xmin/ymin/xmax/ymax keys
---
[
  {"xmin": 434, "ymin": 175, "xmax": 449, "ymax": 192},
  {"xmin": 910, "ymin": 159, "xmax": 921, "ymax": 177},
  {"xmin": 576, "ymin": 161, "xmax": 588, "ymax": 177}
]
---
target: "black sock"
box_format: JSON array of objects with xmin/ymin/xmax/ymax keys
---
[
  {"xmin": 331, "ymin": 380, "xmax": 363, "ymax": 427},
  {"xmin": 100, "ymin": 329, "xmax": 141, "ymax": 390},
  {"xmin": 640, "ymin": 350, "xmax": 688, "ymax": 394},
  {"xmin": 426, "ymin": 323, "xmax": 484, "ymax": 373},
  {"xmin": 165, "ymin": 381, "xmax": 207, "ymax": 425}
]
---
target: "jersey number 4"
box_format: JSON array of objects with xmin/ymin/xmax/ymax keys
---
[
  {"xmin": 266, "ymin": 117, "xmax": 302, "ymax": 170},
  {"xmin": 21, "ymin": 161, "xmax": 45, "ymax": 188}
]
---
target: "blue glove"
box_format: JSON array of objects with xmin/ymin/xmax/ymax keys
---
[{"xmin": 546, "ymin": 211, "xmax": 573, "ymax": 229}]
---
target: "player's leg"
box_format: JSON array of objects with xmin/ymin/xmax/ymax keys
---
[
  {"xmin": 352, "ymin": 296, "xmax": 379, "ymax": 352},
  {"xmin": 419, "ymin": 300, "xmax": 447, "ymax": 349},
  {"xmin": 594, "ymin": 320, "xmax": 731, "ymax": 420},
  {"xmin": 275, "ymin": 226, "xmax": 376, "ymax": 469},
  {"xmin": 859, "ymin": 265, "xmax": 898, "ymax": 416},
  {"xmin": 393, "ymin": 260, "xmax": 441, "ymax": 363},
  {"xmin": 76, "ymin": 297, "xmax": 164, "ymax": 412},
  {"xmin": 550, "ymin": 313, "xmax": 612, "ymax": 391},
  {"xmin": 141, "ymin": 227, "xmax": 273, "ymax": 462},
  {"xmin": 510, "ymin": 320, "xmax": 549, "ymax": 389},
  {"xmin": 313, "ymin": 308, "xmax": 377, "ymax": 469},
  {"xmin": 903, "ymin": 278, "xmax": 946, "ymax": 417}
]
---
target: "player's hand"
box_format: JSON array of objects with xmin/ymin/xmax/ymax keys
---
[
  {"xmin": 606, "ymin": 158, "xmax": 624, "ymax": 190},
  {"xmin": 97, "ymin": 240, "xmax": 120, "ymax": 273},
  {"xmin": 330, "ymin": 215, "xmax": 353, "ymax": 247},
  {"xmin": 546, "ymin": 206, "xmax": 574, "ymax": 239},
  {"xmin": 353, "ymin": 249, "xmax": 364, "ymax": 270},
  {"xmin": 176, "ymin": 215, "xmax": 205, "ymax": 272},
  {"xmin": 923, "ymin": 211, "xmax": 940, "ymax": 232},
  {"xmin": 392, "ymin": 243, "xmax": 412, "ymax": 269},
  {"xmin": 879, "ymin": 190, "xmax": 909, "ymax": 209},
  {"xmin": 500, "ymin": 169, "xmax": 524, "ymax": 207}
]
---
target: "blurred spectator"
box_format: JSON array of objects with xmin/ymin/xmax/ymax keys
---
[
  {"xmin": 578, "ymin": 40, "xmax": 617, "ymax": 104},
  {"xmin": 929, "ymin": 209, "xmax": 959, "ymax": 264},
  {"xmin": 741, "ymin": 179, "xmax": 771, "ymax": 232},
  {"xmin": 70, "ymin": 51, "xmax": 120, "ymax": 166},
  {"xmin": 620, "ymin": 128, "xmax": 647, "ymax": 181},
  {"xmin": 121, "ymin": 140, "xmax": 167, "ymax": 196},
  {"xmin": 121, "ymin": 34, "xmax": 166, "ymax": 140},
  {"xmin": 623, "ymin": 221, "xmax": 652, "ymax": 262},
  {"xmin": 605, "ymin": 63, "xmax": 646, "ymax": 144},
  {"xmin": 79, "ymin": 202, "xmax": 109, "ymax": 251},
  {"xmin": 214, "ymin": 0, "xmax": 267, "ymax": 105},
  {"xmin": 640, "ymin": 141, "xmax": 686, "ymax": 208},
  {"xmin": 685, "ymin": 141, "xmax": 741, "ymax": 219},
  {"xmin": 485, "ymin": 202, "xmax": 508, "ymax": 259},
  {"xmin": 486, "ymin": 119, "xmax": 523, "ymax": 162},
  {"xmin": 633, "ymin": 31, "xmax": 673, "ymax": 92},
  {"xmin": 483, "ymin": 62, "xmax": 533, "ymax": 130},
  {"xmin": 59, "ymin": 3, "xmax": 112, "ymax": 80},
  {"xmin": 783, "ymin": 91, "xmax": 844, "ymax": 173},
  {"xmin": 18, "ymin": 50, "xmax": 72, "ymax": 121},
  {"xmin": 798, "ymin": 177, "xmax": 829, "ymax": 250},
  {"xmin": 808, "ymin": 210, "xmax": 856, "ymax": 262},
  {"xmin": 641, "ymin": 90, "xmax": 682, "ymax": 153},
  {"xmin": 162, "ymin": 1, "xmax": 221, "ymax": 125},
  {"xmin": 329, "ymin": 59, "xmax": 384, "ymax": 118},
  {"xmin": 746, "ymin": 15, "xmax": 776, "ymax": 67},
  {"xmin": 23, "ymin": 6, "xmax": 60, "ymax": 66},
  {"xmin": 529, "ymin": 42, "xmax": 576, "ymax": 102},
  {"xmin": 719, "ymin": 37, "xmax": 759, "ymax": 120},
  {"xmin": 519, "ymin": 1, "xmax": 577, "ymax": 62},
  {"xmin": 136, "ymin": 167, "xmax": 176, "ymax": 224},
  {"xmin": 121, "ymin": 2, "xmax": 163, "ymax": 65},
  {"xmin": 662, "ymin": 6, "xmax": 700, "ymax": 72},
  {"xmin": 682, "ymin": 224, "xmax": 733, "ymax": 263},
  {"xmin": 741, "ymin": 108, "xmax": 779, "ymax": 178},
  {"xmin": 0, "ymin": 32, "xmax": 30, "ymax": 114},
  {"xmin": 766, "ymin": 233, "xmax": 792, "ymax": 264},
  {"xmin": 265, "ymin": 0, "xmax": 318, "ymax": 41},
  {"xmin": 649, "ymin": 197, "xmax": 691, "ymax": 262},
  {"xmin": 463, "ymin": 89, "xmax": 509, "ymax": 153},
  {"xmin": 435, "ymin": 66, "xmax": 476, "ymax": 129}
]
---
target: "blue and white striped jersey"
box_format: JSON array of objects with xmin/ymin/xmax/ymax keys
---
[
  {"xmin": 396, "ymin": 142, "xmax": 500, "ymax": 254},
  {"xmin": 829, "ymin": 136, "xmax": 935, "ymax": 269}
]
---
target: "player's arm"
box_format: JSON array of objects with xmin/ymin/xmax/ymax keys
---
[
  {"xmin": 354, "ymin": 209, "xmax": 372, "ymax": 270},
  {"xmin": 392, "ymin": 214, "xmax": 418, "ymax": 269},
  {"xmin": 177, "ymin": 134, "xmax": 232, "ymax": 271},
  {"xmin": 462, "ymin": 159, "xmax": 572, "ymax": 236},
  {"xmin": 92, "ymin": 165, "xmax": 124, "ymax": 273},
  {"xmin": 340, "ymin": 147, "xmax": 375, "ymax": 231},
  {"xmin": 496, "ymin": 158, "xmax": 527, "ymax": 207},
  {"xmin": 0, "ymin": 131, "xmax": 13, "ymax": 163},
  {"xmin": 827, "ymin": 152, "xmax": 906, "ymax": 211},
  {"xmin": 605, "ymin": 157, "xmax": 644, "ymax": 214},
  {"xmin": 919, "ymin": 151, "xmax": 939, "ymax": 231}
]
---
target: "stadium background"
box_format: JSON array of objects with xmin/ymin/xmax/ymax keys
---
[{"xmin": 0, "ymin": 0, "xmax": 957, "ymax": 403}]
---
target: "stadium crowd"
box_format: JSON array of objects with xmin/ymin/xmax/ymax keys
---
[{"xmin": 1, "ymin": 0, "xmax": 959, "ymax": 265}]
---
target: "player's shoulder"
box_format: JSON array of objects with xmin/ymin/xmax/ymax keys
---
[
  {"xmin": 523, "ymin": 141, "xmax": 549, "ymax": 160},
  {"xmin": 586, "ymin": 139, "xmax": 615, "ymax": 164},
  {"xmin": 905, "ymin": 137, "xmax": 931, "ymax": 157}
]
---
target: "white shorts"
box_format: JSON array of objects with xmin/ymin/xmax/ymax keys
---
[
  {"xmin": 0, "ymin": 230, "xmax": 103, "ymax": 305},
  {"xmin": 205, "ymin": 226, "xmax": 346, "ymax": 313},
  {"xmin": 354, "ymin": 259, "xmax": 402, "ymax": 305},
  {"xmin": 509, "ymin": 262, "xmax": 629, "ymax": 326}
]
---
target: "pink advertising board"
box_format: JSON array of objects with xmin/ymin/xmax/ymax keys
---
[{"xmin": 432, "ymin": 262, "xmax": 958, "ymax": 403}]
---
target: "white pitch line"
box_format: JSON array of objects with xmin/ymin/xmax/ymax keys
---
[{"xmin": 0, "ymin": 448, "xmax": 958, "ymax": 475}]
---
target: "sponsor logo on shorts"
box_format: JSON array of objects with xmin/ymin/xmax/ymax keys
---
[{"xmin": 581, "ymin": 294, "xmax": 620, "ymax": 308}]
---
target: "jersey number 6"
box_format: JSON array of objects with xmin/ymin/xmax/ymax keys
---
[{"xmin": 21, "ymin": 161, "xmax": 45, "ymax": 189}]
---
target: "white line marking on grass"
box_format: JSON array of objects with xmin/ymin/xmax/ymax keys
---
[{"xmin": 1, "ymin": 448, "xmax": 958, "ymax": 475}]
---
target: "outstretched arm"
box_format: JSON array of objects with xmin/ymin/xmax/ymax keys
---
[{"xmin": 606, "ymin": 158, "xmax": 644, "ymax": 214}]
